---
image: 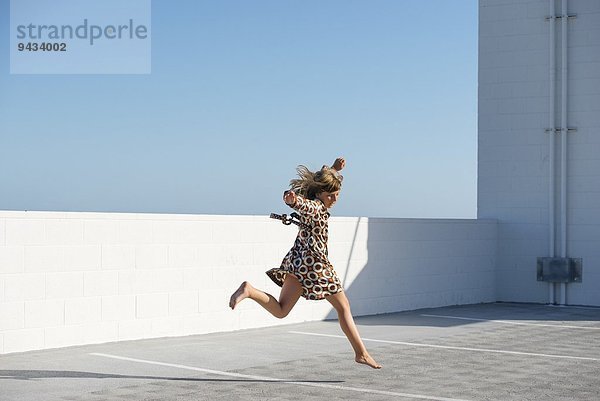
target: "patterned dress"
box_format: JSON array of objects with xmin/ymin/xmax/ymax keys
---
[{"xmin": 266, "ymin": 194, "xmax": 343, "ymax": 300}]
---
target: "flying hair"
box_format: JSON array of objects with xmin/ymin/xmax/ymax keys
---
[{"xmin": 289, "ymin": 165, "xmax": 343, "ymax": 200}]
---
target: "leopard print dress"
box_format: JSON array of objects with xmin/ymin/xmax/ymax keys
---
[{"xmin": 266, "ymin": 194, "xmax": 343, "ymax": 300}]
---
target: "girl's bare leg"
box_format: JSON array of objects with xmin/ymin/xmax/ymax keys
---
[
  {"xmin": 325, "ymin": 291, "xmax": 382, "ymax": 369},
  {"xmin": 229, "ymin": 274, "xmax": 303, "ymax": 318}
]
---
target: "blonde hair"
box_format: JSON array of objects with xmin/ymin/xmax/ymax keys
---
[{"xmin": 289, "ymin": 165, "xmax": 343, "ymax": 200}]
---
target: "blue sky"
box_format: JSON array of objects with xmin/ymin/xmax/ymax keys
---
[{"xmin": 0, "ymin": 0, "xmax": 478, "ymax": 218}]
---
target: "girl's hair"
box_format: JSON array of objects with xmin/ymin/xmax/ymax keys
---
[{"xmin": 289, "ymin": 165, "xmax": 343, "ymax": 199}]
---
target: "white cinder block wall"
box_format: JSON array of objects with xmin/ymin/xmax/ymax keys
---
[
  {"xmin": 0, "ymin": 211, "xmax": 497, "ymax": 354},
  {"xmin": 478, "ymin": 0, "xmax": 600, "ymax": 305}
]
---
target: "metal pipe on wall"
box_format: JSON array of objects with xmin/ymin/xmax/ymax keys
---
[
  {"xmin": 548, "ymin": 0, "xmax": 556, "ymax": 305},
  {"xmin": 559, "ymin": 0, "xmax": 569, "ymax": 305}
]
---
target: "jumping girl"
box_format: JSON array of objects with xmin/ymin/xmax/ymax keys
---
[{"xmin": 229, "ymin": 157, "xmax": 381, "ymax": 369}]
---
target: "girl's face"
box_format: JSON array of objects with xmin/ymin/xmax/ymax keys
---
[{"xmin": 317, "ymin": 190, "xmax": 340, "ymax": 209}]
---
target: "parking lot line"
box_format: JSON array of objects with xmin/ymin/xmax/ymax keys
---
[
  {"xmin": 421, "ymin": 314, "xmax": 600, "ymax": 330},
  {"xmin": 90, "ymin": 352, "xmax": 472, "ymax": 401},
  {"xmin": 288, "ymin": 331, "xmax": 600, "ymax": 362}
]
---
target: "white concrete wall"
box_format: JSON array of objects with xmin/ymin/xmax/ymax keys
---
[
  {"xmin": 0, "ymin": 210, "xmax": 497, "ymax": 354},
  {"xmin": 478, "ymin": 0, "xmax": 600, "ymax": 305}
]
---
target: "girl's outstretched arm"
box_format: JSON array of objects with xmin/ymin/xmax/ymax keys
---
[{"xmin": 284, "ymin": 190, "xmax": 322, "ymax": 217}]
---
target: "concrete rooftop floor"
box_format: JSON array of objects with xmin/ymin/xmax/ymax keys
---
[{"xmin": 1, "ymin": 302, "xmax": 599, "ymax": 401}]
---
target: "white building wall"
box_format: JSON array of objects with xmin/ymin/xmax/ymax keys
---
[
  {"xmin": 0, "ymin": 210, "xmax": 497, "ymax": 354},
  {"xmin": 478, "ymin": 0, "xmax": 600, "ymax": 305}
]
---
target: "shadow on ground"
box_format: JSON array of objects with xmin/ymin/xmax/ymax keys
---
[{"xmin": 0, "ymin": 370, "xmax": 344, "ymax": 384}]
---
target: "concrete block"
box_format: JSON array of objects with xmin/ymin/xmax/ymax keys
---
[
  {"xmin": 570, "ymin": 111, "xmax": 600, "ymax": 129},
  {"xmin": 569, "ymin": 240, "xmax": 598, "ymax": 259},
  {"xmin": 198, "ymin": 289, "xmax": 230, "ymax": 313},
  {"xmin": 0, "ymin": 302, "xmax": 24, "ymax": 330},
  {"xmin": 222, "ymin": 244, "xmax": 254, "ymax": 267},
  {"xmin": 152, "ymin": 220, "xmax": 212, "ymax": 244},
  {"xmin": 136, "ymin": 293, "xmax": 169, "ymax": 318},
  {"xmin": 570, "ymin": 191, "xmax": 600, "ymax": 209},
  {"xmin": 510, "ymin": 112, "xmax": 546, "ymax": 131},
  {"xmin": 238, "ymin": 308, "xmax": 278, "ymax": 330},
  {"xmin": 570, "ymin": 78, "xmax": 600, "ymax": 97},
  {"xmin": 571, "ymin": 94, "xmax": 600, "ymax": 112},
  {"xmin": 135, "ymin": 245, "xmax": 168, "ymax": 269},
  {"xmin": 118, "ymin": 220, "xmax": 154, "ymax": 244},
  {"xmin": 102, "ymin": 295, "xmax": 136, "ymax": 321},
  {"xmin": 309, "ymin": 302, "xmax": 333, "ymax": 320},
  {"xmin": 570, "ymin": 224, "xmax": 600, "ymax": 242},
  {"xmin": 486, "ymin": 3, "xmax": 528, "ymax": 21},
  {"xmin": 0, "ymin": 246, "xmax": 24, "ymax": 273},
  {"xmin": 571, "ymin": 62, "xmax": 600, "ymax": 80},
  {"xmin": 44, "ymin": 220, "xmax": 84, "ymax": 245},
  {"xmin": 570, "ymin": 141, "xmax": 600, "ymax": 161},
  {"xmin": 5, "ymin": 219, "xmax": 45, "ymax": 246},
  {"xmin": 24, "ymin": 299, "xmax": 64, "ymax": 328},
  {"xmin": 45, "ymin": 325, "xmax": 84, "ymax": 349},
  {"xmin": 150, "ymin": 316, "xmax": 185, "ymax": 337},
  {"xmin": 130, "ymin": 270, "xmax": 158, "ymax": 294},
  {"xmin": 200, "ymin": 311, "xmax": 238, "ymax": 333},
  {"xmin": 118, "ymin": 270, "xmax": 135, "ymax": 295},
  {"xmin": 118, "ymin": 319, "xmax": 152, "ymax": 341},
  {"xmin": 211, "ymin": 266, "xmax": 240, "ymax": 289},
  {"xmin": 182, "ymin": 268, "xmax": 213, "ymax": 291},
  {"xmin": 196, "ymin": 244, "xmax": 223, "ymax": 268},
  {"xmin": 45, "ymin": 272, "xmax": 84, "ymax": 299},
  {"xmin": 84, "ymin": 220, "xmax": 119, "ymax": 244},
  {"xmin": 338, "ymin": 259, "xmax": 367, "ymax": 287},
  {"xmin": 571, "ymin": 208, "xmax": 600, "ymax": 225},
  {"xmin": 0, "ymin": 219, "xmax": 5, "ymax": 245},
  {"xmin": 212, "ymin": 221, "xmax": 242, "ymax": 244},
  {"xmin": 251, "ymin": 243, "xmax": 283, "ymax": 268},
  {"xmin": 334, "ymin": 218, "xmax": 369, "ymax": 242},
  {"xmin": 4, "ymin": 273, "xmax": 45, "ymax": 301},
  {"xmin": 182, "ymin": 315, "xmax": 212, "ymax": 336},
  {"xmin": 169, "ymin": 291, "xmax": 199, "ymax": 316},
  {"xmin": 239, "ymin": 221, "xmax": 270, "ymax": 244},
  {"xmin": 3, "ymin": 328, "xmax": 44, "ymax": 354},
  {"xmin": 81, "ymin": 322, "xmax": 119, "ymax": 344},
  {"xmin": 24, "ymin": 246, "xmax": 64, "ymax": 272},
  {"xmin": 495, "ymin": 65, "xmax": 528, "ymax": 83},
  {"xmin": 65, "ymin": 297, "xmax": 101, "ymax": 325},
  {"xmin": 168, "ymin": 245, "xmax": 198, "ymax": 268},
  {"xmin": 84, "ymin": 271, "xmax": 118, "ymax": 296},
  {"xmin": 63, "ymin": 246, "xmax": 101, "ymax": 271},
  {"xmin": 265, "ymin": 223, "xmax": 297, "ymax": 245},
  {"xmin": 101, "ymin": 245, "xmax": 135, "ymax": 269},
  {"xmin": 571, "ymin": 45, "xmax": 600, "ymax": 64},
  {"xmin": 132, "ymin": 269, "xmax": 184, "ymax": 294}
]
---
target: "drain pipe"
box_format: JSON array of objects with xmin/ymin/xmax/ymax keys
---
[
  {"xmin": 559, "ymin": 0, "xmax": 569, "ymax": 306},
  {"xmin": 548, "ymin": 0, "xmax": 556, "ymax": 305}
]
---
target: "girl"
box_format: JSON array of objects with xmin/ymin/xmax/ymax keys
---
[{"xmin": 229, "ymin": 157, "xmax": 381, "ymax": 369}]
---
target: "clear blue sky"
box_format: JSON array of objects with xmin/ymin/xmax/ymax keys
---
[{"xmin": 0, "ymin": 0, "xmax": 478, "ymax": 218}]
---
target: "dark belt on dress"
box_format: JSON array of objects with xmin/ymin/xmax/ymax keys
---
[{"xmin": 269, "ymin": 212, "xmax": 312, "ymax": 230}]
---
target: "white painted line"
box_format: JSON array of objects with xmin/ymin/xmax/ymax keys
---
[
  {"xmin": 288, "ymin": 331, "xmax": 600, "ymax": 362},
  {"xmin": 545, "ymin": 304, "xmax": 600, "ymax": 311},
  {"xmin": 90, "ymin": 352, "xmax": 471, "ymax": 401},
  {"xmin": 421, "ymin": 314, "xmax": 600, "ymax": 330}
]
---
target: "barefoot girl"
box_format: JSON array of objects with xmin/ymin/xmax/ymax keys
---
[{"xmin": 230, "ymin": 157, "xmax": 381, "ymax": 369}]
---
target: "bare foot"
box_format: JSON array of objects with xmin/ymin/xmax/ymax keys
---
[
  {"xmin": 355, "ymin": 354, "xmax": 382, "ymax": 369},
  {"xmin": 229, "ymin": 281, "xmax": 251, "ymax": 310}
]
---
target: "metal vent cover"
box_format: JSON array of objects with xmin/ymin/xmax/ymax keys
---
[{"xmin": 537, "ymin": 257, "xmax": 582, "ymax": 283}]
